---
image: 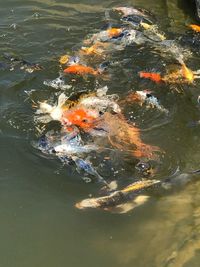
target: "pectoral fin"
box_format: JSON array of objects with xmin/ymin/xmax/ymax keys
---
[{"xmin": 106, "ymin": 195, "xmax": 150, "ymax": 214}]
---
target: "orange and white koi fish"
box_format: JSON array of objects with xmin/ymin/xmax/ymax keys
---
[
  {"xmin": 83, "ymin": 27, "xmax": 124, "ymax": 45},
  {"xmin": 61, "ymin": 108, "xmax": 99, "ymax": 129}
]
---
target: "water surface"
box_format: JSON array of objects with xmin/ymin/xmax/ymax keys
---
[{"xmin": 1, "ymin": 0, "xmax": 200, "ymax": 266}]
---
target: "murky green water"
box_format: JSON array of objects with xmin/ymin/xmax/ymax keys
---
[{"xmin": 1, "ymin": 0, "xmax": 200, "ymax": 266}]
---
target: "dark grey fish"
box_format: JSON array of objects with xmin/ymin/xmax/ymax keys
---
[{"xmin": 72, "ymin": 156, "xmax": 111, "ymax": 188}]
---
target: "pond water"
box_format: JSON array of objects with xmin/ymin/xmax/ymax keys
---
[{"xmin": 1, "ymin": 0, "xmax": 200, "ymax": 266}]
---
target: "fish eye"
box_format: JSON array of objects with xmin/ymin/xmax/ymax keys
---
[{"xmin": 135, "ymin": 161, "xmax": 151, "ymax": 172}]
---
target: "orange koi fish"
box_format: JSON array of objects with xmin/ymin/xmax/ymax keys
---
[
  {"xmin": 103, "ymin": 113, "xmax": 160, "ymax": 159},
  {"xmin": 189, "ymin": 24, "xmax": 200, "ymax": 32},
  {"xmin": 62, "ymin": 108, "xmax": 98, "ymax": 129},
  {"xmin": 107, "ymin": 28, "xmax": 122, "ymax": 38},
  {"xmin": 139, "ymin": 72, "xmax": 162, "ymax": 83},
  {"xmin": 64, "ymin": 64, "xmax": 99, "ymax": 76}
]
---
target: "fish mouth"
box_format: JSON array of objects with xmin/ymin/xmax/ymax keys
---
[{"xmin": 75, "ymin": 198, "xmax": 100, "ymax": 210}]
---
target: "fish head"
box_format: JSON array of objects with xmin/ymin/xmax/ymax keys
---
[
  {"xmin": 75, "ymin": 198, "xmax": 100, "ymax": 209},
  {"xmin": 62, "ymin": 108, "xmax": 98, "ymax": 129}
]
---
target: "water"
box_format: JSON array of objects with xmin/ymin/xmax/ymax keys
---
[{"xmin": 1, "ymin": 0, "xmax": 200, "ymax": 266}]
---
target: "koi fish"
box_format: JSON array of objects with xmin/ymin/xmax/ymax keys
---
[
  {"xmin": 36, "ymin": 93, "xmax": 68, "ymax": 122},
  {"xmin": 162, "ymin": 64, "xmax": 195, "ymax": 84},
  {"xmin": 59, "ymin": 55, "xmax": 70, "ymax": 65},
  {"xmin": 79, "ymin": 42, "xmax": 111, "ymax": 59},
  {"xmin": 181, "ymin": 63, "xmax": 194, "ymax": 83},
  {"xmin": 76, "ymin": 167, "xmax": 200, "ymax": 213},
  {"xmin": 139, "ymin": 71, "xmax": 162, "ymax": 83},
  {"xmin": 107, "ymin": 28, "xmax": 122, "ymax": 38},
  {"xmin": 103, "ymin": 112, "xmax": 161, "ymax": 159},
  {"xmin": 140, "ymin": 69, "xmax": 194, "ymax": 84},
  {"xmin": 114, "ymin": 6, "xmax": 149, "ymax": 18},
  {"xmin": 59, "ymin": 55, "xmax": 80, "ymax": 65},
  {"xmin": 61, "ymin": 108, "xmax": 99, "ymax": 129},
  {"xmin": 79, "ymin": 93, "xmax": 121, "ymax": 114},
  {"xmin": 75, "ymin": 179, "xmax": 160, "ymax": 213},
  {"xmin": 140, "ymin": 22, "xmax": 166, "ymax": 41},
  {"xmin": 64, "ymin": 64, "xmax": 99, "ymax": 75},
  {"xmin": 189, "ymin": 24, "xmax": 200, "ymax": 32},
  {"xmin": 72, "ymin": 156, "xmax": 117, "ymax": 190},
  {"xmin": 80, "ymin": 45, "xmax": 102, "ymax": 56},
  {"xmin": 124, "ymin": 90, "xmax": 153, "ymax": 103},
  {"xmin": 53, "ymin": 143, "xmax": 98, "ymax": 156},
  {"xmin": 126, "ymin": 91, "xmax": 168, "ymax": 113}
]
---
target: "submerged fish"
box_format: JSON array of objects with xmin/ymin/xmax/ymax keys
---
[
  {"xmin": 140, "ymin": 22, "xmax": 166, "ymax": 41},
  {"xmin": 36, "ymin": 129, "xmax": 116, "ymax": 190},
  {"xmin": 76, "ymin": 167, "xmax": 200, "ymax": 213},
  {"xmin": 72, "ymin": 156, "xmax": 117, "ymax": 190},
  {"xmin": 114, "ymin": 6, "xmax": 150, "ymax": 18},
  {"xmin": 76, "ymin": 179, "xmax": 160, "ymax": 213},
  {"xmin": 102, "ymin": 112, "xmax": 161, "ymax": 159},
  {"xmin": 128, "ymin": 90, "xmax": 168, "ymax": 113},
  {"xmin": 53, "ymin": 143, "xmax": 98, "ymax": 156},
  {"xmin": 84, "ymin": 28, "xmax": 144, "ymax": 48},
  {"xmin": 84, "ymin": 28, "xmax": 124, "ymax": 44}
]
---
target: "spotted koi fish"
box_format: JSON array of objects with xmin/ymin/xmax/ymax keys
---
[{"xmin": 75, "ymin": 179, "xmax": 160, "ymax": 212}]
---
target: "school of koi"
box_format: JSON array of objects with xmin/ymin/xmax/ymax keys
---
[{"xmin": 31, "ymin": 6, "xmax": 200, "ymax": 213}]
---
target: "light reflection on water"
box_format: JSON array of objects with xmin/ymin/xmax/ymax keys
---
[{"xmin": 1, "ymin": 0, "xmax": 200, "ymax": 266}]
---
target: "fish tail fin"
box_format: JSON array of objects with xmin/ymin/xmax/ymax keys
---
[
  {"xmin": 133, "ymin": 143, "xmax": 161, "ymax": 159},
  {"xmin": 108, "ymin": 195, "xmax": 150, "ymax": 214},
  {"xmin": 181, "ymin": 64, "xmax": 194, "ymax": 83},
  {"xmin": 57, "ymin": 93, "xmax": 67, "ymax": 107}
]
